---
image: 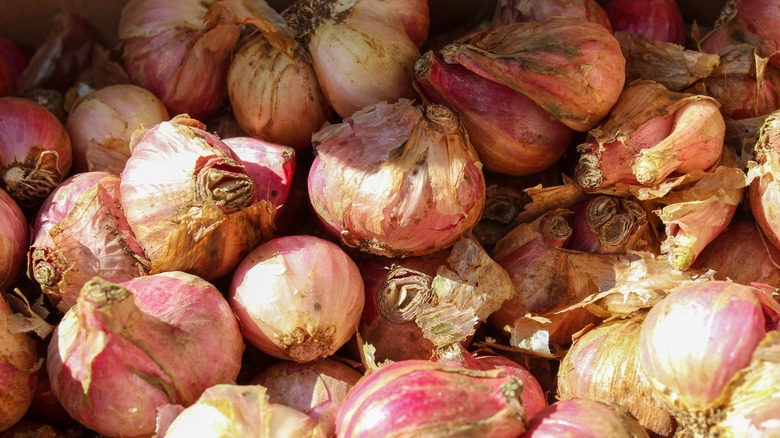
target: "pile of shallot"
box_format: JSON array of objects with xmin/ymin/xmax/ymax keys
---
[{"xmin": 2, "ymin": 0, "xmax": 780, "ymax": 436}]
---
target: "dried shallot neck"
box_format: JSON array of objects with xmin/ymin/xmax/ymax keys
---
[
  {"xmin": 29, "ymin": 248, "xmax": 62, "ymax": 287},
  {"xmin": 586, "ymin": 196, "xmax": 618, "ymax": 228},
  {"xmin": 574, "ymin": 153, "xmax": 604, "ymax": 189},
  {"xmin": 424, "ymin": 104, "xmax": 460, "ymax": 134},
  {"xmin": 3, "ymin": 152, "xmax": 64, "ymax": 208},
  {"xmin": 377, "ymin": 266, "xmax": 434, "ymax": 324},
  {"xmin": 81, "ymin": 277, "xmax": 130, "ymax": 306},
  {"xmin": 285, "ymin": 0, "xmax": 352, "ymax": 43},
  {"xmin": 541, "ymin": 214, "xmax": 573, "ymax": 247},
  {"xmin": 195, "ymin": 159, "xmax": 256, "ymax": 213}
]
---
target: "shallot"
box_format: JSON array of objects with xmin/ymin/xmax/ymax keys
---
[
  {"xmin": 0, "ymin": 294, "xmax": 39, "ymax": 433},
  {"xmin": 0, "ymin": 97, "xmax": 72, "ymax": 207},
  {"xmin": 119, "ymin": 114, "xmax": 274, "ymax": 280},
  {"xmin": 492, "ymin": 0, "xmax": 612, "ymax": 30},
  {"xmin": 308, "ymin": 100, "xmax": 485, "ymax": 258},
  {"xmin": 638, "ymin": 280, "xmax": 767, "ymax": 435},
  {"xmin": 47, "ymin": 272, "xmax": 245, "ymax": 437},
  {"xmin": 65, "ymin": 84, "xmax": 169, "ymax": 174},
  {"xmin": 160, "ymin": 384, "xmax": 325, "ymax": 438},
  {"xmin": 336, "ymin": 360, "xmax": 527, "ymax": 437},
  {"xmin": 118, "ymin": 0, "xmax": 241, "ymax": 120},
  {"xmin": 0, "ymin": 188, "xmax": 27, "ymax": 293},
  {"xmin": 522, "ymin": 398, "xmax": 649, "ymax": 437},
  {"xmin": 0, "ymin": 38, "xmax": 29, "ymax": 97},
  {"xmin": 250, "ymin": 358, "xmax": 362, "ymax": 436},
  {"xmin": 27, "ymin": 172, "xmax": 149, "ymax": 312},
  {"xmin": 229, "ymin": 235, "xmax": 365, "ymax": 363},
  {"xmin": 603, "ymin": 0, "xmax": 685, "ymax": 45}
]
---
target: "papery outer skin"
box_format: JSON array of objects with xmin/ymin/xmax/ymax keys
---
[
  {"xmin": 222, "ymin": 136, "xmax": 295, "ymax": 218},
  {"xmin": 493, "ymin": 0, "xmax": 612, "ymax": 31},
  {"xmin": 358, "ymin": 252, "xmax": 448, "ymax": 363},
  {"xmin": 711, "ymin": 0, "xmax": 780, "ymax": 68},
  {"xmin": 374, "ymin": 0, "xmax": 430, "ymax": 48},
  {"xmin": 414, "ymin": 51, "xmax": 574, "ymax": 176},
  {"xmin": 602, "ymin": 0, "xmax": 685, "ymax": 45},
  {"xmin": 66, "ymin": 84, "xmax": 169, "ymax": 174},
  {"xmin": 336, "ymin": 360, "xmax": 526, "ymax": 437},
  {"xmin": 473, "ymin": 354, "xmax": 548, "ymax": 420},
  {"xmin": 47, "ymin": 272, "xmax": 244, "ymax": 437},
  {"xmin": 28, "ymin": 172, "xmax": 149, "ymax": 312},
  {"xmin": 717, "ymin": 332, "xmax": 780, "ymax": 437},
  {"xmin": 229, "ymin": 235, "xmax": 365, "ymax": 363},
  {"xmin": 440, "ymin": 18, "xmax": 625, "ymax": 132},
  {"xmin": 523, "ymin": 398, "xmax": 650, "ymax": 437},
  {"xmin": 118, "ymin": 0, "xmax": 238, "ymax": 120},
  {"xmin": 557, "ymin": 318, "xmax": 677, "ymax": 437},
  {"xmin": 575, "ymin": 80, "xmax": 725, "ymax": 189},
  {"xmin": 0, "ymin": 295, "xmax": 39, "ymax": 433},
  {"xmin": 308, "ymin": 100, "xmax": 486, "ymax": 258},
  {"xmin": 119, "ymin": 115, "xmax": 274, "ymax": 281},
  {"xmin": 0, "ymin": 97, "xmax": 72, "ymax": 208},
  {"xmin": 163, "ymin": 384, "xmax": 325, "ymax": 438},
  {"xmin": 250, "ymin": 358, "xmax": 363, "ymax": 436},
  {"xmin": 0, "ymin": 187, "xmax": 27, "ymax": 293},
  {"xmin": 692, "ymin": 217, "xmax": 780, "ymax": 288},
  {"xmin": 656, "ymin": 152, "xmax": 747, "ymax": 271},
  {"xmin": 638, "ymin": 281, "xmax": 766, "ymax": 419},
  {"xmin": 228, "ymin": 34, "xmax": 333, "ymax": 151},
  {"xmin": 308, "ymin": 1, "xmax": 420, "ymax": 118},
  {"xmin": 748, "ymin": 110, "xmax": 780, "ymax": 251}
]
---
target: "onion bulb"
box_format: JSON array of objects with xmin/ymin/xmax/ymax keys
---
[
  {"xmin": 524, "ymin": 398, "xmax": 650, "ymax": 437},
  {"xmin": 308, "ymin": 100, "xmax": 485, "ymax": 258},
  {"xmin": 250, "ymin": 358, "xmax": 362, "ymax": 436},
  {"xmin": 0, "ymin": 37, "xmax": 29, "ymax": 97},
  {"xmin": 638, "ymin": 280, "xmax": 767, "ymax": 435},
  {"xmin": 65, "ymin": 84, "xmax": 169, "ymax": 174},
  {"xmin": 47, "ymin": 272, "xmax": 245, "ymax": 437},
  {"xmin": 229, "ymin": 235, "xmax": 365, "ymax": 363},
  {"xmin": 0, "ymin": 97, "xmax": 72, "ymax": 208},
  {"xmin": 27, "ymin": 172, "xmax": 149, "ymax": 312},
  {"xmin": 602, "ymin": 0, "xmax": 685, "ymax": 45},
  {"xmin": 118, "ymin": 0, "xmax": 241, "ymax": 120},
  {"xmin": 119, "ymin": 114, "xmax": 275, "ymax": 280},
  {"xmin": 557, "ymin": 317, "xmax": 677, "ymax": 436},
  {"xmin": 0, "ymin": 294, "xmax": 39, "ymax": 433},
  {"xmin": 161, "ymin": 384, "xmax": 325, "ymax": 438},
  {"xmin": 492, "ymin": 0, "xmax": 612, "ymax": 30},
  {"xmin": 0, "ymin": 188, "xmax": 27, "ymax": 293},
  {"xmin": 336, "ymin": 360, "xmax": 527, "ymax": 437}
]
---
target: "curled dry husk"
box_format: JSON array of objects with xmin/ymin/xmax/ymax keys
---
[
  {"xmin": 308, "ymin": 100, "xmax": 485, "ymax": 258},
  {"xmin": 0, "ymin": 97, "xmax": 72, "ymax": 208},
  {"xmin": 490, "ymin": 206, "xmax": 705, "ymax": 356},
  {"xmin": 440, "ymin": 18, "xmax": 625, "ymax": 132},
  {"xmin": 557, "ymin": 317, "xmax": 677, "ymax": 437},
  {"xmin": 47, "ymin": 272, "xmax": 245, "ymax": 437},
  {"xmin": 118, "ymin": 0, "xmax": 242, "ymax": 120},
  {"xmin": 0, "ymin": 187, "xmax": 27, "ymax": 293},
  {"xmin": 524, "ymin": 398, "xmax": 650, "ymax": 437},
  {"xmin": 0, "ymin": 294, "xmax": 40, "ymax": 433},
  {"xmin": 748, "ymin": 110, "xmax": 780, "ymax": 250},
  {"xmin": 617, "ymin": 33, "xmax": 720, "ymax": 92},
  {"xmin": 119, "ymin": 114, "xmax": 275, "ymax": 281},
  {"xmin": 492, "ymin": 0, "xmax": 612, "ymax": 29},
  {"xmin": 575, "ymin": 80, "xmax": 725, "ymax": 190},
  {"xmin": 638, "ymin": 281, "xmax": 768, "ymax": 435},
  {"xmin": 716, "ymin": 331, "xmax": 780, "ymax": 436},
  {"xmin": 692, "ymin": 216, "xmax": 780, "ymax": 288},
  {"xmin": 28, "ymin": 172, "xmax": 150, "ymax": 312},
  {"xmin": 336, "ymin": 360, "xmax": 526, "ymax": 437},
  {"xmin": 651, "ymin": 146, "xmax": 746, "ymax": 271},
  {"xmin": 65, "ymin": 84, "xmax": 169, "ymax": 174},
  {"xmin": 158, "ymin": 384, "xmax": 325, "ymax": 438},
  {"xmin": 413, "ymin": 50, "xmax": 574, "ymax": 176},
  {"xmin": 250, "ymin": 358, "xmax": 362, "ymax": 436}
]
